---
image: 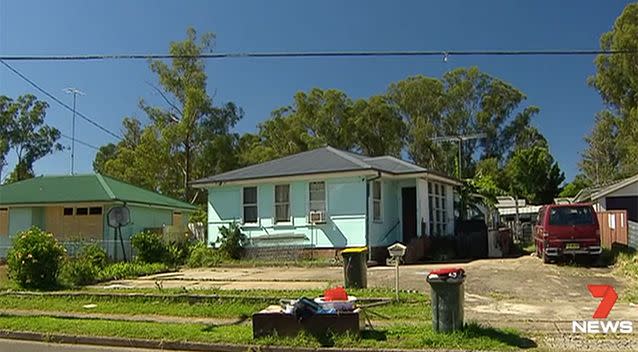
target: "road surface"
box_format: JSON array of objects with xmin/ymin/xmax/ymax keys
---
[{"xmin": 0, "ymin": 338, "xmax": 190, "ymax": 352}]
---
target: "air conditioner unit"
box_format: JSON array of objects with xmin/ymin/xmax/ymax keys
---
[{"xmin": 309, "ymin": 211, "xmax": 326, "ymax": 224}]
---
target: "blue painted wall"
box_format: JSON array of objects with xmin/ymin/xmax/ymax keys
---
[
  {"xmin": 368, "ymin": 179, "xmax": 401, "ymax": 247},
  {"xmin": 207, "ymin": 176, "xmax": 367, "ymax": 248}
]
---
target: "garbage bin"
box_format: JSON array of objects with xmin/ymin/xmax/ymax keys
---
[
  {"xmin": 341, "ymin": 247, "xmax": 368, "ymax": 289},
  {"xmin": 426, "ymin": 268, "xmax": 465, "ymax": 332}
]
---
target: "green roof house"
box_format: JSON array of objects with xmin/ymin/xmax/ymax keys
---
[{"xmin": 0, "ymin": 174, "xmax": 196, "ymax": 258}]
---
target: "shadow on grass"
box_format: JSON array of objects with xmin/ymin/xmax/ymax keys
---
[
  {"xmin": 201, "ymin": 315, "xmax": 249, "ymax": 332},
  {"xmin": 361, "ymin": 329, "xmax": 387, "ymax": 341},
  {"xmin": 462, "ymin": 322, "xmax": 537, "ymax": 349}
]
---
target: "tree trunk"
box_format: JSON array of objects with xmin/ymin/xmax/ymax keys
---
[{"xmin": 184, "ymin": 140, "xmax": 191, "ymax": 201}]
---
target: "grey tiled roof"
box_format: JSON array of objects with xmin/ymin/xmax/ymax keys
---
[{"xmin": 191, "ymin": 146, "xmax": 439, "ymax": 185}]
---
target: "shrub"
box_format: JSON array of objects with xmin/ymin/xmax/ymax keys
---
[
  {"xmin": 217, "ymin": 223, "xmax": 247, "ymax": 260},
  {"xmin": 131, "ymin": 231, "xmax": 169, "ymax": 264},
  {"xmin": 7, "ymin": 227, "xmax": 66, "ymax": 289},
  {"xmin": 166, "ymin": 232, "xmax": 197, "ymax": 266},
  {"xmin": 98, "ymin": 262, "xmax": 169, "ymax": 281},
  {"xmin": 79, "ymin": 243, "xmax": 109, "ymax": 269},
  {"xmin": 187, "ymin": 242, "xmax": 223, "ymax": 267},
  {"xmin": 59, "ymin": 258, "xmax": 98, "ymax": 287}
]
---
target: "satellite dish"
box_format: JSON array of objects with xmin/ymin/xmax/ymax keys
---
[{"xmin": 107, "ymin": 206, "xmax": 130, "ymax": 228}]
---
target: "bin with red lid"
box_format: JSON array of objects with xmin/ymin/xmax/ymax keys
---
[{"xmin": 426, "ymin": 267, "xmax": 465, "ymax": 332}]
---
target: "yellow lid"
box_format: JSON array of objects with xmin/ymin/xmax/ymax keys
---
[{"xmin": 341, "ymin": 247, "xmax": 368, "ymax": 254}]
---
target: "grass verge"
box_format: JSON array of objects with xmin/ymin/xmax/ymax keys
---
[
  {"xmin": 0, "ymin": 289, "xmax": 428, "ymax": 321},
  {"xmin": 0, "ymin": 315, "xmax": 534, "ymax": 350},
  {"xmin": 612, "ymin": 249, "xmax": 638, "ymax": 302}
]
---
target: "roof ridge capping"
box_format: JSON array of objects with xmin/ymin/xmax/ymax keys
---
[
  {"xmin": 95, "ymin": 173, "xmax": 116, "ymax": 200},
  {"xmin": 365, "ymin": 155, "xmax": 427, "ymax": 171},
  {"xmin": 325, "ymin": 146, "xmax": 372, "ymax": 169},
  {"xmin": 592, "ymin": 172, "xmax": 638, "ymax": 199}
]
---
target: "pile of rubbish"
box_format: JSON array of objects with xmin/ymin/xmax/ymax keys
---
[{"xmin": 282, "ymin": 286, "xmax": 357, "ymax": 320}]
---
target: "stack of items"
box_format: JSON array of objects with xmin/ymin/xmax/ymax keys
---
[{"xmin": 252, "ymin": 286, "xmax": 362, "ymax": 338}]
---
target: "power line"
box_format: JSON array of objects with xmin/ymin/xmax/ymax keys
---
[
  {"xmin": 0, "ymin": 49, "xmax": 636, "ymax": 61},
  {"xmin": 0, "ymin": 60, "xmax": 122, "ymax": 140},
  {"xmin": 60, "ymin": 133, "xmax": 100, "ymax": 150}
]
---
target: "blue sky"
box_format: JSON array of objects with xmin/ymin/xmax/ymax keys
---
[{"xmin": 0, "ymin": 0, "xmax": 631, "ymax": 182}]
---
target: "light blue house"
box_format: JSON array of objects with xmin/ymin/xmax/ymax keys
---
[{"xmin": 192, "ymin": 147, "xmax": 460, "ymax": 261}]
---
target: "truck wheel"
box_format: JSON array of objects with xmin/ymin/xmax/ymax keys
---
[{"xmin": 542, "ymin": 251, "xmax": 550, "ymax": 264}]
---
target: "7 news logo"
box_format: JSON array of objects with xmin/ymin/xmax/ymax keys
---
[{"xmin": 572, "ymin": 285, "xmax": 633, "ymax": 334}]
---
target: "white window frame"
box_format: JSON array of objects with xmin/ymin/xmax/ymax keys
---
[
  {"xmin": 372, "ymin": 180, "xmax": 382, "ymax": 223},
  {"xmin": 241, "ymin": 186, "xmax": 259, "ymax": 225},
  {"xmin": 308, "ymin": 181, "xmax": 327, "ymax": 213},
  {"xmin": 274, "ymin": 184, "xmax": 292, "ymax": 225},
  {"xmin": 428, "ymin": 182, "xmax": 448, "ymax": 235}
]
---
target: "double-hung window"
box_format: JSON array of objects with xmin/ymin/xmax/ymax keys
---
[
  {"xmin": 242, "ymin": 186, "xmax": 258, "ymax": 224},
  {"xmin": 309, "ymin": 182, "xmax": 326, "ymax": 212},
  {"xmin": 372, "ymin": 181, "xmax": 382, "ymax": 222},
  {"xmin": 274, "ymin": 184, "xmax": 290, "ymax": 223}
]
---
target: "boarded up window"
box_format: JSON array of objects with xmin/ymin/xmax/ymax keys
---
[
  {"xmin": 0, "ymin": 208, "xmax": 8, "ymax": 236},
  {"xmin": 46, "ymin": 206, "xmax": 103, "ymax": 240},
  {"xmin": 172, "ymin": 212, "xmax": 182, "ymax": 226}
]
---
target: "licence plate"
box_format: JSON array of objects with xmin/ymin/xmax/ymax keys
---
[{"xmin": 565, "ymin": 243, "xmax": 580, "ymax": 250}]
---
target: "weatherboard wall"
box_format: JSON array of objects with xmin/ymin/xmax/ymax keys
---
[
  {"xmin": 368, "ymin": 179, "xmax": 401, "ymax": 247},
  {"xmin": 207, "ymin": 176, "xmax": 367, "ymax": 248}
]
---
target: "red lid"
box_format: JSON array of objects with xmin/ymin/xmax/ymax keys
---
[
  {"xmin": 324, "ymin": 286, "xmax": 348, "ymax": 301},
  {"xmin": 429, "ymin": 267, "xmax": 464, "ymax": 276}
]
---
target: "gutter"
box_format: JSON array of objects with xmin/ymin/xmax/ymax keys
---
[{"xmin": 365, "ymin": 171, "xmax": 382, "ymax": 262}]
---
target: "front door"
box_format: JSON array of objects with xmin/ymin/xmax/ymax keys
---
[{"xmin": 402, "ymin": 187, "xmax": 417, "ymax": 243}]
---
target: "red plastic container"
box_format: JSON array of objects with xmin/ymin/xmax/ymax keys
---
[{"xmin": 324, "ymin": 286, "xmax": 348, "ymax": 301}]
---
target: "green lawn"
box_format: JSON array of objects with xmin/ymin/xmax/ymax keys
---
[
  {"xmin": 0, "ymin": 295, "xmax": 266, "ymax": 319},
  {"xmin": 0, "ymin": 290, "xmax": 428, "ymax": 322},
  {"xmin": 0, "ymin": 266, "xmax": 11, "ymax": 290},
  {"xmin": 0, "ymin": 315, "xmax": 534, "ymax": 350},
  {"xmin": 613, "ymin": 250, "xmax": 638, "ymax": 302}
]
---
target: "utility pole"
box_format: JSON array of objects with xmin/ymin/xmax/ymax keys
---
[
  {"xmin": 63, "ymin": 88, "xmax": 85, "ymax": 175},
  {"xmin": 431, "ymin": 133, "xmax": 487, "ymax": 179}
]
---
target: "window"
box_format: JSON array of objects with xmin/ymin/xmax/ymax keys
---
[
  {"xmin": 309, "ymin": 182, "xmax": 326, "ymax": 212},
  {"xmin": 242, "ymin": 187, "xmax": 258, "ymax": 224},
  {"xmin": 63, "ymin": 208, "xmax": 73, "ymax": 216},
  {"xmin": 428, "ymin": 182, "xmax": 447, "ymax": 235},
  {"xmin": 372, "ymin": 181, "xmax": 382, "ymax": 222},
  {"xmin": 549, "ymin": 206, "xmax": 595, "ymax": 226},
  {"xmin": 274, "ymin": 184, "xmax": 290, "ymax": 223},
  {"xmin": 89, "ymin": 207, "xmax": 103, "ymax": 215},
  {"xmin": 75, "ymin": 208, "xmax": 88, "ymax": 216}
]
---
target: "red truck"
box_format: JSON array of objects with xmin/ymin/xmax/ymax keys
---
[{"xmin": 534, "ymin": 203, "xmax": 601, "ymax": 263}]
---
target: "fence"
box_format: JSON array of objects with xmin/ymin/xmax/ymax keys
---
[
  {"xmin": 597, "ymin": 210, "xmax": 630, "ymax": 249},
  {"xmin": 629, "ymin": 221, "xmax": 638, "ymax": 250},
  {"xmin": 60, "ymin": 240, "xmax": 134, "ymax": 262}
]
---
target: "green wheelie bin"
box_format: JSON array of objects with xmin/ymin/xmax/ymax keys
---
[
  {"xmin": 426, "ymin": 268, "xmax": 465, "ymax": 332},
  {"xmin": 340, "ymin": 247, "xmax": 368, "ymax": 289}
]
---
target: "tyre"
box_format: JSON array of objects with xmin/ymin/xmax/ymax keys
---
[{"xmin": 542, "ymin": 250, "xmax": 551, "ymax": 264}]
